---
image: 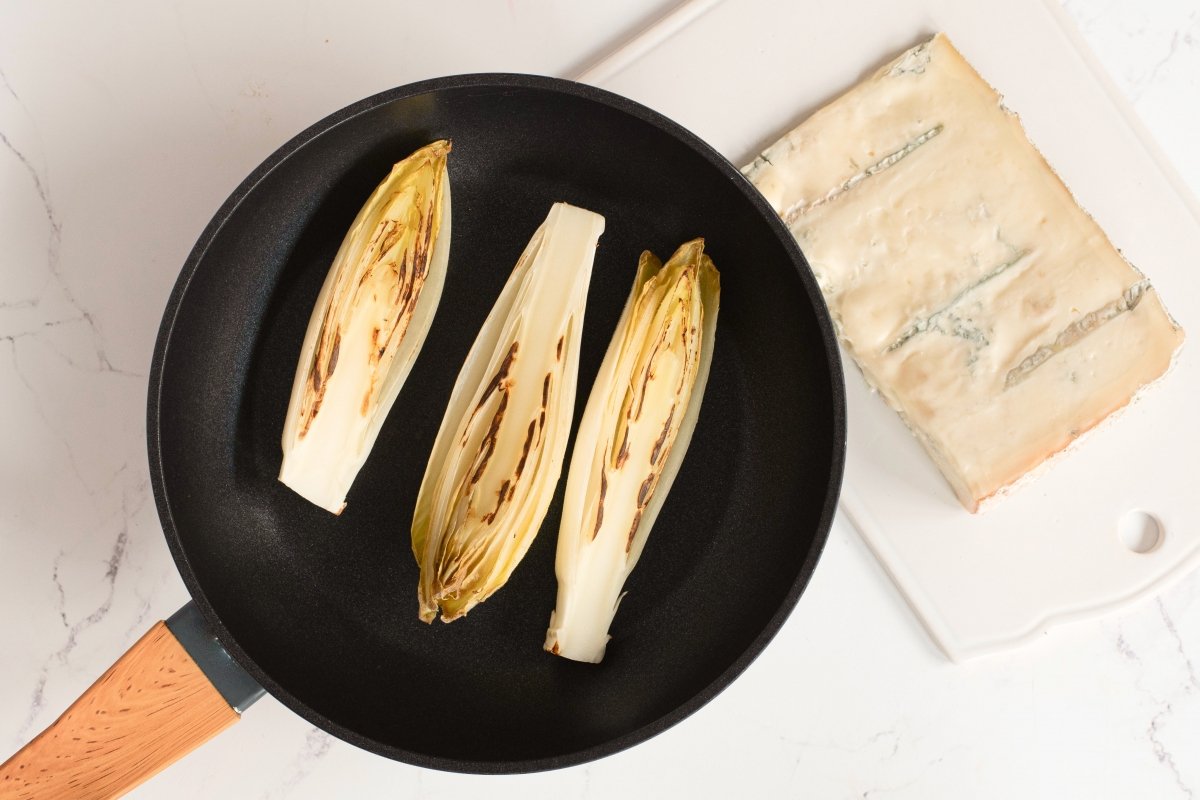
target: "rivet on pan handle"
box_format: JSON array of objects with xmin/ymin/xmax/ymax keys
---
[{"xmin": 0, "ymin": 601, "xmax": 264, "ymax": 800}]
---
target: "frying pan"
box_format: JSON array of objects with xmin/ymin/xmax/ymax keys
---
[{"xmin": 0, "ymin": 74, "xmax": 844, "ymax": 795}]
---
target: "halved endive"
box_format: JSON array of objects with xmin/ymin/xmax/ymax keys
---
[
  {"xmin": 545, "ymin": 239, "xmax": 720, "ymax": 663},
  {"xmin": 412, "ymin": 202, "xmax": 605, "ymax": 623},
  {"xmin": 280, "ymin": 140, "xmax": 451, "ymax": 514}
]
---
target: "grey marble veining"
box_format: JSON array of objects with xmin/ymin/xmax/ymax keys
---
[{"xmin": 1, "ymin": 1, "xmax": 1198, "ymax": 798}]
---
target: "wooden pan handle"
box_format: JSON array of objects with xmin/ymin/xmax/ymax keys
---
[{"xmin": 0, "ymin": 621, "xmax": 239, "ymax": 800}]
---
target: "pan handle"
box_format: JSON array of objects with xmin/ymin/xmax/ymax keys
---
[{"xmin": 0, "ymin": 603, "xmax": 264, "ymax": 800}]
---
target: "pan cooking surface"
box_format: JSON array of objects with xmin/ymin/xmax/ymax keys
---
[{"xmin": 149, "ymin": 75, "xmax": 844, "ymax": 772}]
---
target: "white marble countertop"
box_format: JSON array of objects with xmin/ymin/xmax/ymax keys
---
[{"xmin": 2, "ymin": 1, "xmax": 1197, "ymax": 797}]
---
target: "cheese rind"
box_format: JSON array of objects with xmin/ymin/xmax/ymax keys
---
[{"xmin": 745, "ymin": 33, "xmax": 1184, "ymax": 511}]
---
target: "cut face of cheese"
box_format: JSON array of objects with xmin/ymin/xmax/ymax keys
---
[{"xmin": 744, "ymin": 33, "xmax": 1184, "ymax": 512}]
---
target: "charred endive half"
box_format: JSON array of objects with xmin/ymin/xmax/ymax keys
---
[
  {"xmin": 545, "ymin": 239, "xmax": 720, "ymax": 663},
  {"xmin": 280, "ymin": 140, "xmax": 451, "ymax": 514},
  {"xmin": 412, "ymin": 202, "xmax": 606, "ymax": 623}
]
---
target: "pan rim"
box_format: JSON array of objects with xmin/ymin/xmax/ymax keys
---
[{"xmin": 146, "ymin": 72, "xmax": 846, "ymax": 774}]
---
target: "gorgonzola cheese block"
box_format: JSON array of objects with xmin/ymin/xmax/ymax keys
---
[{"xmin": 744, "ymin": 33, "xmax": 1184, "ymax": 511}]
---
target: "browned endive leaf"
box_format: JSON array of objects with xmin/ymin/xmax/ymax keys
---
[
  {"xmin": 546, "ymin": 238, "xmax": 721, "ymax": 663},
  {"xmin": 280, "ymin": 140, "xmax": 451, "ymax": 514},
  {"xmin": 411, "ymin": 203, "xmax": 606, "ymax": 623}
]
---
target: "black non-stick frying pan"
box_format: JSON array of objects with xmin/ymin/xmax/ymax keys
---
[{"xmin": 0, "ymin": 74, "xmax": 844, "ymax": 794}]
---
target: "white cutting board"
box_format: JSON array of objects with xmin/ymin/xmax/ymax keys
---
[{"xmin": 578, "ymin": 0, "xmax": 1200, "ymax": 660}]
